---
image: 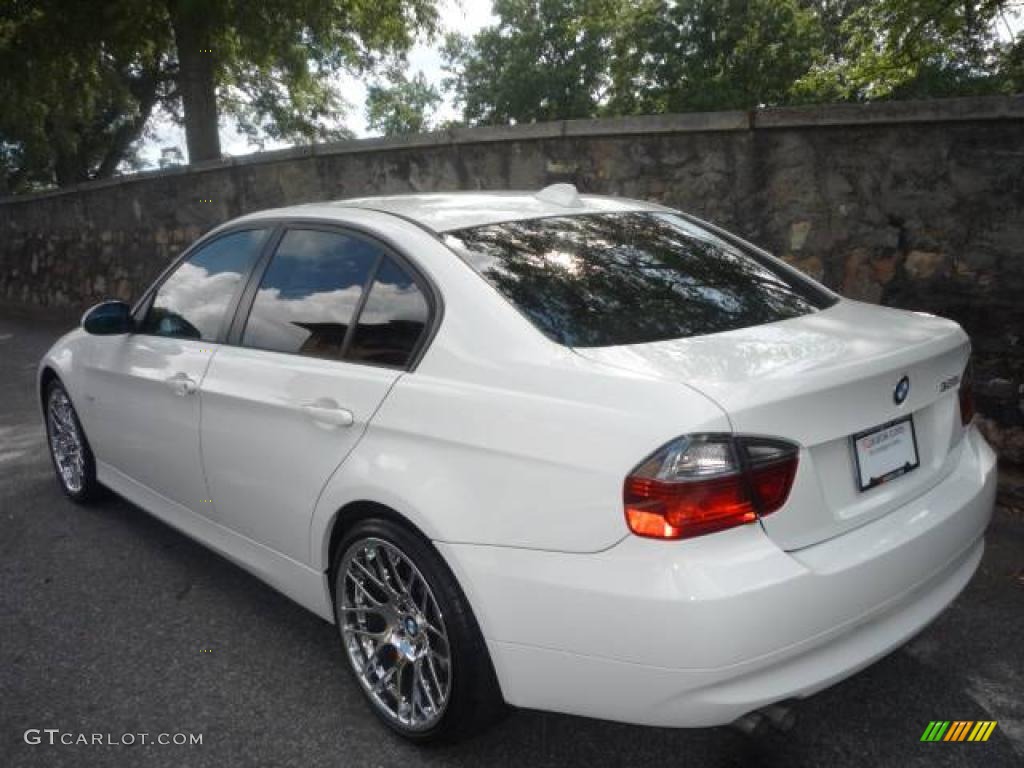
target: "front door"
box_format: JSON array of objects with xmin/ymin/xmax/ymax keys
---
[{"xmin": 82, "ymin": 228, "xmax": 270, "ymax": 512}]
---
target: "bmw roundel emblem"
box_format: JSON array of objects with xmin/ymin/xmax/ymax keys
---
[{"xmin": 894, "ymin": 376, "xmax": 910, "ymax": 405}]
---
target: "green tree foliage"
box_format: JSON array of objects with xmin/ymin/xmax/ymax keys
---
[
  {"xmin": 794, "ymin": 0, "xmax": 1024, "ymax": 100},
  {"xmin": 0, "ymin": 0, "xmax": 174, "ymax": 192},
  {"xmin": 447, "ymin": 0, "xmax": 1024, "ymax": 125},
  {"xmin": 608, "ymin": 0, "xmax": 823, "ymax": 114},
  {"xmin": 443, "ymin": 0, "xmax": 618, "ymax": 125},
  {"xmin": 0, "ymin": 0, "xmax": 437, "ymax": 192},
  {"xmin": 365, "ymin": 71, "xmax": 442, "ymax": 135}
]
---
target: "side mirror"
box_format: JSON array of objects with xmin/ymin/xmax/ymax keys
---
[{"xmin": 82, "ymin": 300, "xmax": 134, "ymax": 335}]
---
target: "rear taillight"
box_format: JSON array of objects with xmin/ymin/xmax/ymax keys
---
[
  {"xmin": 959, "ymin": 360, "xmax": 975, "ymax": 426},
  {"xmin": 624, "ymin": 435, "xmax": 799, "ymax": 540}
]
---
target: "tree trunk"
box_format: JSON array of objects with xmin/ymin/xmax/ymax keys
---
[
  {"xmin": 95, "ymin": 71, "xmax": 162, "ymax": 179},
  {"xmin": 170, "ymin": 3, "xmax": 221, "ymax": 163}
]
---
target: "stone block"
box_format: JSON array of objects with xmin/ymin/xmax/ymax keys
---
[
  {"xmin": 789, "ymin": 221, "xmax": 812, "ymax": 252},
  {"xmin": 904, "ymin": 250, "xmax": 948, "ymax": 280}
]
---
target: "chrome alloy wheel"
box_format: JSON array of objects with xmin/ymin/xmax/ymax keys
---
[
  {"xmin": 47, "ymin": 387, "xmax": 85, "ymax": 494},
  {"xmin": 339, "ymin": 537, "xmax": 452, "ymax": 731}
]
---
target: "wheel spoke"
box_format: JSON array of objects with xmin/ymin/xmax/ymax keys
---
[
  {"xmin": 384, "ymin": 546, "xmax": 412, "ymax": 594},
  {"xmin": 345, "ymin": 625, "xmax": 387, "ymax": 641},
  {"xmin": 409, "ymin": 662, "xmax": 422, "ymax": 722},
  {"xmin": 425, "ymin": 651, "xmax": 445, "ymax": 694},
  {"xmin": 341, "ymin": 602, "xmax": 386, "ymax": 618},
  {"xmin": 370, "ymin": 664, "xmax": 397, "ymax": 695},
  {"xmin": 345, "ymin": 571, "xmax": 386, "ymax": 606},
  {"xmin": 352, "ymin": 556, "xmax": 396, "ymax": 598},
  {"xmin": 367, "ymin": 546, "xmax": 396, "ymax": 590},
  {"xmin": 416, "ymin": 657, "xmax": 438, "ymax": 715}
]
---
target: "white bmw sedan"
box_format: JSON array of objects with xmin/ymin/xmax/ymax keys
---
[{"xmin": 39, "ymin": 185, "xmax": 995, "ymax": 742}]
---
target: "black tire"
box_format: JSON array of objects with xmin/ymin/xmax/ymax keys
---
[
  {"xmin": 332, "ymin": 516, "xmax": 506, "ymax": 743},
  {"xmin": 44, "ymin": 378, "xmax": 101, "ymax": 503}
]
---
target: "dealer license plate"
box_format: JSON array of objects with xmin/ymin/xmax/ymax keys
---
[{"xmin": 852, "ymin": 416, "xmax": 920, "ymax": 492}]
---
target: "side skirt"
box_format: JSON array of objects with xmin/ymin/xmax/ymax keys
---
[{"xmin": 97, "ymin": 461, "xmax": 335, "ymax": 622}]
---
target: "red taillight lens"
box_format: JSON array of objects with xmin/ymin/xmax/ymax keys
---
[
  {"xmin": 624, "ymin": 474, "xmax": 756, "ymax": 539},
  {"xmin": 959, "ymin": 360, "xmax": 975, "ymax": 426},
  {"xmin": 747, "ymin": 455, "xmax": 799, "ymax": 514},
  {"xmin": 624, "ymin": 435, "xmax": 798, "ymax": 540}
]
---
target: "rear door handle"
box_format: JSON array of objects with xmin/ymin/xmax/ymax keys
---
[
  {"xmin": 165, "ymin": 372, "xmax": 198, "ymax": 396},
  {"xmin": 301, "ymin": 400, "xmax": 354, "ymax": 428}
]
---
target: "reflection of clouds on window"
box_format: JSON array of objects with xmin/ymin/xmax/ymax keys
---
[
  {"xmin": 244, "ymin": 285, "xmax": 364, "ymax": 352},
  {"xmin": 240, "ymin": 229, "xmax": 381, "ymax": 358},
  {"xmin": 347, "ymin": 259, "xmax": 429, "ymax": 367},
  {"xmin": 359, "ymin": 282, "xmax": 428, "ymax": 325},
  {"xmin": 152, "ymin": 262, "xmax": 244, "ymax": 340},
  {"xmin": 141, "ymin": 228, "xmax": 267, "ymax": 342},
  {"xmin": 271, "ymin": 229, "xmax": 341, "ymax": 262}
]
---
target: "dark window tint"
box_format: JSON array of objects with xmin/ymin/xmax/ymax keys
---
[
  {"xmin": 444, "ymin": 213, "xmax": 835, "ymax": 347},
  {"xmin": 140, "ymin": 229, "xmax": 268, "ymax": 341},
  {"xmin": 346, "ymin": 257, "xmax": 430, "ymax": 368},
  {"xmin": 241, "ymin": 229, "xmax": 379, "ymax": 360}
]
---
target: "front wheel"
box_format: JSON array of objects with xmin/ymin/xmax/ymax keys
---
[
  {"xmin": 44, "ymin": 379, "xmax": 101, "ymax": 503},
  {"xmin": 333, "ymin": 517, "xmax": 505, "ymax": 742}
]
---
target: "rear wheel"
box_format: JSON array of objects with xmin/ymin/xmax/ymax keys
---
[
  {"xmin": 44, "ymin": 379, "xmax": 100, "ymax": 503},
  {"xmin": 333, "ymin": 517, "xmax": 504, "ymax": 742}
]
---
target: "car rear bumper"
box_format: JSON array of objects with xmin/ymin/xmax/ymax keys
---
[{"xmin": 437, "ymin": 426, "xmax": 996, "ymax": 727}]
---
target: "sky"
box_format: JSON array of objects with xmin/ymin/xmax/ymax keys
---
[{"xmin": 138, "ymin": 0, "xmax": 497, "ymax": 168}]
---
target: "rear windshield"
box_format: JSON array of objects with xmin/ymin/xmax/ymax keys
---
[{"xmin": 443, "ymin": 212, "xmax": 835, "ymax": 348}]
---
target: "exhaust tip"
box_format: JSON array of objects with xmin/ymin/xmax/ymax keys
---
[
  {"xmin": 730, "ymin": 701, "xmax": 798, "ymax": 736},
  {"xmin": 760, "ymin": 702, "xmax": 797, "ymax": 732},
  {"xmin": 730, "ymin": 711, "xmax": 769, "ymax": 737}
]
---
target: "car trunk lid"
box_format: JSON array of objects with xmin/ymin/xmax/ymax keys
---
[{"xmin": 575, "ymin": 300, "xmax": 971, "ymax": 550}]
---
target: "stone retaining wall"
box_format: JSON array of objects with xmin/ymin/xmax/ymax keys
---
[{"xmin": 2, "ymin": 95, "xmax": 1022, "ymax": 456}]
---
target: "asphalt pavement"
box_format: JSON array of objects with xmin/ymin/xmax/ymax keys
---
[{"xmin": 1, "ymin": 310, "xmax": 1022, "ymax": 768}]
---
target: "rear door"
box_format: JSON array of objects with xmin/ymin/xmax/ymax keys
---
[
  {"xmin": 198, "ymin": 225, "xmax": 434, "ymax": 564},
  {"xmin": 82, "ymin": 228, "xmax": 269, "ymax": 511}
]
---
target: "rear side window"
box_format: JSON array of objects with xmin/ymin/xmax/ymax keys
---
[
  {"xmin": 139, "ymin": 229, "xmax": 268, "ymax": 341},
  {"xmin": 241, "ymin": 229, "xmax": 379, "ymax": 360},
  {"xmin": 346, "ymin": 256, "xmax": 430, "ymax": 368},
  {"xmin": 443, "ymin": 212, "xmax": 835, "ymax": 348}
]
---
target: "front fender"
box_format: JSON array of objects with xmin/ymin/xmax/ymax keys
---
[{"xmin": 37, "ymin": 328, "xmax": 89, "ymax": 418}]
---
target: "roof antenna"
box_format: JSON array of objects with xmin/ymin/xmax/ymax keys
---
[{"xmin": 535, "ymin": 183, "xmax": 583, "ymax": 208}]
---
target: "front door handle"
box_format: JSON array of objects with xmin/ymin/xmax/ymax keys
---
[
  {"xmin": 165, "ymin": 372, "xmax": 198, "ymax": 396},
  {"xmin": 301, "ymin": 400, "xmax": 354, "ymax": 428}
]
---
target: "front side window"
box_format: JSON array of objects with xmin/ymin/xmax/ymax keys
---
[
  {"xmin": 241, "ymin": 229, "xmax": 380, "ymax": 360},
  {"xmin": 139, "ymin": 229, "xmax": 268, "ymax": 341},
  {"xmin": 444, "ymin": 212, "xmax": 835, "ymax": 348}
]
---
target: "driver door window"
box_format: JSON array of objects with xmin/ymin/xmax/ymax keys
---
[{"xmin": 139, "ymin": 229, "xmax": 268, "ymax": 341}]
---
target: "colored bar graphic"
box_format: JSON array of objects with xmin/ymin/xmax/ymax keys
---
[
  {"xmin": 970, "ymin": 722, "xmax": 998, "ymax": 742},
  {"xmin": 944, "ymin": 721, "xmax": 972, "ymax": 741},
  {"xmin": 921, "ymin": 721, "xmax": 997, "ymax": 742},
  {"xmin": 921, "ymin": 721, "xmax": 950, "ymax": 741}
]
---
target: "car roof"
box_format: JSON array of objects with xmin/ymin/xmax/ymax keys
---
[{"xmin": 233, "ymin": 186, "xmax": 670, "ymax": 234}]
